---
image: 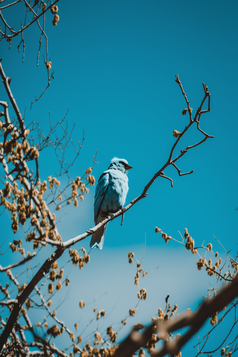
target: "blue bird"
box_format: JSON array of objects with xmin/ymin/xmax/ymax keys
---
[{"xmin": 90, "ymin": 157, "xmax": 132, "ymax": 250}]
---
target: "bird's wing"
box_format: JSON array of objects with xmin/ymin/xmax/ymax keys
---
[{"xmin": 94, "ymin": 171, "xmax": 110, "ymax": 223}]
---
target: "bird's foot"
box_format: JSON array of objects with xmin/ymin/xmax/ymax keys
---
[
  {"xmin": 108, "ymin": 213, "xmax": 115, "ymax": 220},
  {"xmin": 120, "ymin": 207, "xmax": 126, "ymax": 226}
]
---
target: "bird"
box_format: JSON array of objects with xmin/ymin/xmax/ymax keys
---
[{"xmin": 90, "ymin": 157, "xmax": 132, "ymax": 250}]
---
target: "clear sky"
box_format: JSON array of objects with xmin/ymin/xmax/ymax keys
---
[{"xmin": 1, "ymin": 0, "xmax": 238, "ymax": 355}]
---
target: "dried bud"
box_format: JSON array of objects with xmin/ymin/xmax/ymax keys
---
[
  {"xmin": 110, "ymin": 331, "xmax": 117, "ymax": 342},
  {"xmin": 79, "ymin": 300, "xmax": 85, "ymax": 309},
  {"xmin": 107, "ymin": 326, "xmax": 113, "ymax": 335},
  {"xmin": 96, "ymin": 309, "xmax": 105, "ymax": 319},
  {"xmin": 140, "ymin": 288, "xmax": 147, "ymax": 300},
  {"xmin": 86, "ymin": 167, "xmax": 92, "ymax": 175},
  {"xmin": 66, "ymin": 278, "xmax": 70, "ymax": 286},
  {"xmin": 10, "ymin": 243, "xmax": 17, "ymax": 252},
  {"xmin": 73, "ymin": 346, "xmax": 81, "ymax": 354},
  {"xmin": 48, "ymin": 283, "xmax": 54, "ymax": 294},
  {"xmin": 51, "ymin": 261, "xmax": 58, "ymax": 269},
  {"xmin": 207, "ymin": 243, "xmax": 213, "ymax": 251},
  {"xmin": 70, "ymin": 332, "xmax": 75, "ymax": 341},
  {"xmin": 94, "ymin": 331, "xmax": 101, "ymax": 341},
  {"xmin": 129, "ymin": 308, "xmax": 136, "ymax": 317},
  {"xmin": 46, "ymin": 61, "xmax": 52, "ymax": 70},
  {"xmin": 86, "ymin": 175, "xmax": 95, "ymax": 186},
  {"xmin": 52, "ymin": 310, "xmax": 56, "ymax": 317},
  {"xmin": 50, "ymin": 269, "xmax": 57, "ymax": 281},
  {"xmin": 56, "ymin": 281, "xmax": 62, "ymax": 290},
  {"xmin": 196, "ymin": 258, "xmax": 204, "ymax": 271},
  {"xmin": 25, "ymin": 300, "xmax": 31, "ymax": 309},
  {"xmin": 184, "ymin": 228, "xmax": 189, "ymax": 238},
  {"xmin": 51, "ymin": 5, "xmax": 58, "ymax": 13},
  {"xmin": 54, "ymin": 15, "xmax": 59, "ymax": 23},
  {"xmin": 173, "ymin": 130, "xmax": 180, "ymax": 138}
]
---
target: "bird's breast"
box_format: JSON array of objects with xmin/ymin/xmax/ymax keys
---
[{"xmin": 100, "ymin": 172, "xmax": 128, "ymax": 214}]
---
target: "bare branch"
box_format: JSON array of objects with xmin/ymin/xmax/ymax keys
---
[
  {"xmin": 113, "ymin": 274, "xmax": 238, "ymax": 357},
  {"xmin": 171, "ymin": 161, "xmax": 194, "ymax": 177},
  {"xmin": 0, "ymin": 0, "xmax": 21, "ymax": 11},
  {"xmin": 0, "ymin": 60, "xmax": 25, "ymax": 133},
  {"xmin": 160, "ymin": 172, "xmax": 173, "ymax": 187},
  {"xmin": 0, "ymin": 299, "xmax": 17, "ymax": 306},
  {"xmin": 0, "ymin": 252, "xmax": 36, "ymax": 272},
  {"xmin": 0, "ymin": 0, "xmax": 60, "ymax": 40},
  {"xmin": 0, "ymin": 247, "xmax": 64, "ymax": 351},
  {"xmin": 175, "ymin": 74, "xmax": 193, "ymax": 122}
]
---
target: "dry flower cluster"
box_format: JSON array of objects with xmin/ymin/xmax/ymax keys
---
[
  {"xmin": 69, "ymin": 247, "xmax": 90, "ymax": 269},
  {"xmin": 0, "ymin": 108, "xmax": 95, "ymax": 248}
]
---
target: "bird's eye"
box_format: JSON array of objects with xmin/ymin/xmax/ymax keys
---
[{"xmin": 119, "ymin": 161, "xmax": 126, "ymax": 166}]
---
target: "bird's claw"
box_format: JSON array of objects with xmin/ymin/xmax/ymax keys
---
[{"xmin": 120, "ymin": 207, "xmax": 126, "ymax": 226}]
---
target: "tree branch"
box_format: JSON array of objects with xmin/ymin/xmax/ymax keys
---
[
  {"xmin": 113, "ymin": 274, "xmax": 238, "ymax": 357},
  {"xmin": 0, "ymin": 252, "xmax": 36, "ymax": 272}
]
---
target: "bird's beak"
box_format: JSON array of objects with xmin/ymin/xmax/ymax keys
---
[{"xmin": 125, "ymin": 164, "xmax": 132, "ymax": 170}]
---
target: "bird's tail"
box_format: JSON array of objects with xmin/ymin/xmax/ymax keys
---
[{"xmin": 90, "ymin": 214, "xmax": 108, "ymax": 250}]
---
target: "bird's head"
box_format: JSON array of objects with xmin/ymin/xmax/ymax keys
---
[{"xmin": 109, "ymin": 157, "xmax": 132, "ymax": 174}]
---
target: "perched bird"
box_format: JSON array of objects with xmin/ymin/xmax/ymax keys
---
[{"xmin": 90, "ymin": 157, "xmax": 132, "ymax": 250}]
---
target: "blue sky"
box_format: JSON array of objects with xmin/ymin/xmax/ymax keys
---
[{"xmin": 1, "ymin": 0, "xmax": 238, "ymax": 355}]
